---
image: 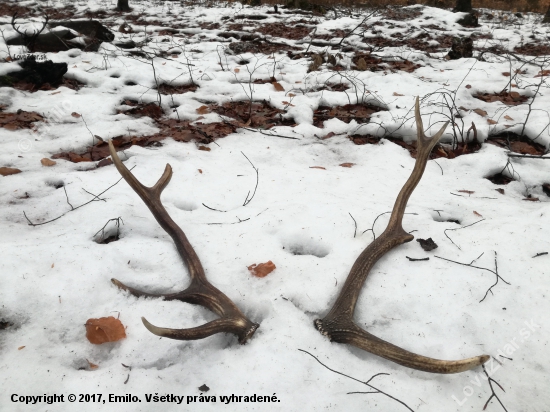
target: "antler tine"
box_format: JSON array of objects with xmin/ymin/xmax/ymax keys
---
[
  {"xmin": 107, "ymin": 141, "xmax": 259, "ymax": 344},
  {"xmin": 315, "ymin": 97, "xmax": 489, "ymax": 374},
  {"xmin": 11, "ymin": 13, "xmax": 24, "ymax": 36}
]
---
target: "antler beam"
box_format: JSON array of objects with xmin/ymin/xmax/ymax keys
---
[
  {"xmin": 314, "ymin": 97, "xmax": 489, "ymax": 374},
  {"xmin": 108, "ymin": 141, "xmax": 258, "ymax": 343}
]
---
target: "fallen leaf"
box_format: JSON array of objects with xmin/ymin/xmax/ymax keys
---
[
  {"xmin": 198, "ymin": 146, "xmax": 211, "ymax": 151},
  {"xmin": 281, "ymin": 101, "xmax": 295, "ymax": 107},
  {"xmin": 417, "ymin": 238, "xmax": 438, "ymax": 251},
  {"xmin": 458, "ymin": 190, "xmax": 474, "ymax": 195},
  {"xmin": 473, "ymin": 211, "xmax": 482, "ymax": 217},
  {"xmin": 392, "ymin": 92, "xmax": 404, "ymax": 96},
  {"xmin": 0, "ymin": 167, "xmax": 22, "ymax": 176},
  {"xmin": 309, "ymin": 166, "xmax": 326, "ymax": 170},
  {"xmin": 248, "ymin": 261, "xmax": 276, "ymax": 278},
  {"xmin": 502, "ymin": 72, "xmax": 510, "ymax": 76},
  {"xmin": 51, "ymin": 263, "xmax": 54, "ymax": 268},
  {"xmin": 504, "ymin": 115, "xmax": 513, "ymax": 120},
  {"xmin": 495, "ymin": 188, "xmax": 505, "ymax": 195},
  {"xmin": 523, "ymin": 197, "xmax": 539, "ymax": 202},
  {"xmin": 272, "ymin": 82, "xmax": 284, "ymax": 92},
  {"xmin": 41, "ymin": 158, "xmax": 56, "ymax": 167},
  {"xmin": 71, "ymin": 112, "xmax": 81, "ymax": 118},
  {"xmin": 198, "ymin": 169, "xmax": 203, "ymax": 174},
  {"xmin": 487, "ymin": 119, "xmax": 497, "ymax": 125},
  {"xmin": 288, "ymin": 93, "xmax": 296, "ymax": 97},
  {"xmin": 18, "ymin": 346, "xmax": 25, "ymax": 350},
  {"xmin": 535, "ymin": 70, "xmax": 550, "ymax": 77},
  {"xmin": 85, "ymin": 316, "xmax": 127, "ymax": 344},
  {"xmin": 234, "ymin": 68, "xmax": 240, "ymax": 73},
  {"xmin": 196, "ymin": 105, "xmax": 210, "ymax": 115},
  {"xmin": 321, "ymin": 132, "xmax": 335, "ymax": 140},
  {"xmin": 465, "ymin": 84, "xmax": 472, "ymax": 89},
  {"xmin": 87, "ymin": 359, "xmax": 99, "ymax": 369},
  {"xmin": 198, "ymin": 384, "xmax": 210, "ymax": 392},
  {"xmin": 473, "ymin": 108, "xmax": 488, "ymax": 117},
  {"xmin": 339, "ymin": 163, "xmax": 355, "ymax": 168}
]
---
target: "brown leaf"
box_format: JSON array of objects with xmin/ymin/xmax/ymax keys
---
[
  {"xmin": 523, "ymin": 197, "xmax": 539, "ymax": 202},
  {"xmin": 535, "ymin": 70, "xmax": 550, "ymax": 78},
  {"xmin": 198, "ymin": 169, "xmax": 203, "ymax": 174},
  {"xmin": 502, "ymin": 72, "xmax": 510, "ymax": 76},
  {"xmin": 41, "ymin": 158, "xmax": 56, "ymax": 167},
  {"xmin": 504, "ymin": 115, "xmax": 513, "ymax": 120},
  {"xmin": 196, "ymin": 105, "xmax": 210, "ymax": 115},
  {"xmin": 339, "ymin": 163, "xmax": 355, "ymax": 168},
  {"xmin": 309, "ymin": 166, "xmax": 326, "ymax": 170},
  {"xmin": 234, "ymin": 68, "xmax": 240, "ymax": 73},
  {"xmin": 487, "ymin": 119, "xmax": 497, "ymax": 125},
  {"xmin": 458, "ymin": 190, "xmax": 474, "ymax": 195},
  {"xmin": 473, "ymin": 211, "xmax": 482, "ymax": 217},
  {"xmin": 288, "ymin": 93, "xmax": 296, "ymax": 98},
  {"xmin": 85, "ymin": 316, "xmax": 127, "ymax": 344},
  {"xmin": 417, "ymin": 238, "xmax": 438, "ymax": 251},
  {"xmin": 510, "ymin": 141, "xmax": 539, "ymax": 155},
  {"xmin": 71, "ymin": 112, "xmax": 81, "ymax": 118},
  {"xmin": 495, "ymin": 188, "xmax": 505, "ymax": 195},
  {"xmin": 87, "ymin": 359, "xmax": 99, "ymax": 369},
  {"xmin": 0, "ymin": 167, "xmax": 22, "ymax": 176},
  {"xmin": 18, "ymin": 346, "xmax": 25, "ymax": 350},
  {"xmin": 248, "ymin": 261, "xmax": 276, "ymax": 278},
  {"xmin": 321, "ymin": 132, "xmax": 335, "ymax": 140},
  {"xmin": 392, "ymin": 92, "xmax": 404, "ymax": 96},
  {"xmin": 272, "ymin": 82, "xmax": 285, "ymax": 92},
  {"xmin": 198, "ymin": 146, "xmax": 211, "ymax": 151},
  {"xmin": 465, "ymin": 84, "xmax": 472, "ymax": 89},
  {"xmin": 473, "ymin": 109, "xmax": 487, "ymax": 117}
]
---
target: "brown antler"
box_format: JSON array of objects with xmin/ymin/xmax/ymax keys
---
[
  {"xmin": 11, "ymin": 13, "xmax": 49, "ymax": 53},
  {"xmin": 107, "ymin": 141, "xmax": 258, "ymax": 343},
  {"xmin": 314, "ymin": 97, "xmax": 489, "ymax": 374}
]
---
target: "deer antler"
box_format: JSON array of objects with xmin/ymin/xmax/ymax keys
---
[
  {"xmin": 107, "ymin": 141, "xmax": 258, "ymax": 343},
  {"xmin": 11, "ymin": 13, "xmax": 49, "ymax": 53},
  {"xmin": 314, "ymin": 97, "xmax": 489, "ymax": 374}
]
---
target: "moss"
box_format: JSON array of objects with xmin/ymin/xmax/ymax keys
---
[{"xmin": 0, "ymin": 75, "xmax": 16, "ymax": 87}]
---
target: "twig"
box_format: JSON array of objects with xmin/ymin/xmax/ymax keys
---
[
  {"xmin": 23, "ymin": 168, "xmax": 133, "ymax": 226},
  {"xmin": 93, "ymin": 217, "xmax": 124, "ymax": 243},
  {"xmin": 298, "ymin": 349, "xmax": 414, "ymax": 412},
  {"xmin": 406, "ymin": 256, "xmax": 429, "ymax": 261},
  {"xmin": 532, "ymin": 252, "xmax": 548, "ymax": 258},
  {"xmin": 435, "ymin": 251, "xmax": 510, "ymax": 302},
  {"xmin": 202, "ymin": 203, "xmax": 227, "ymax": 212},
  {"xmin": 444, "ymin": 219, "xmax": 485, "ymax": 250},
  {"xmin": 482, "ymin": 364, "xmax": 508, "ymax": 411},
  {"xmin": 349, "ymin": 212, "xmax": 357, "ymax": 238},
  {"xmin": 363, "ymin": 212, "xmax": 417, "ymax": 240},
  {"xmin": 242, "ymin": 152, "xmax": 259, "ymax": 206}
]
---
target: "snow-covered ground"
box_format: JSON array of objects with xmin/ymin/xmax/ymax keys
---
[{"xmin": 1, "ymin": 1, "xmax": 549, "ymax": 411}]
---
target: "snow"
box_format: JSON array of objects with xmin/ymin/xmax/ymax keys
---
[{"xmin": 1, "ymin": 1, "xmax": 549, "ymax": 411}]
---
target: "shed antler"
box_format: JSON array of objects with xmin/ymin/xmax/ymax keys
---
[
  {"xmin": 315, "ymin": 97, "xmax": 489, "ymax": 373},
  {"xmin": 108, "ymin": 141, "xmax": 258, "ymax": 343}
]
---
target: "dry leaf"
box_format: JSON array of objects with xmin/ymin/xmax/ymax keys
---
[
  {"xmin": 535, "ymin": 70, "xmax": 550, "ymax": 78},
  {"xmin": 198, "ymin": 169, "xmax": 203, "ymax": 174},
  {"xmin": 234, "ymin": 68, "xmax": 240, "ymax": 73},
  {"xmin": 41, "ymin": 158, "xmax": 56, "ymax": 167},
  {"xmin": 71, "ymin": 112, "xmax": 81, "ymax": 118},
  {"xmin": 458, "ymin": 190, "xmax": 474, "ymax": 195},
  {"xmin": 496, "ymin": 188, "xmax": 505, "ymax": 195},
  {"xmin": 248, "ymin": 261, "xmax": 276, "ymax": 278},
  {"xmin": 523, "ymin": 197, "xmax": 539, "ymax": 202},
  {"xmin": 281, "ymin": 101, "xmax": 295, "ymax": 107},
  {"xmin": 288, "ymin": 93, "xmax": 296, "ymax": 98},
  {"xmin": 321, "ymin": 132, "xmax": 335, "ymax": 140},
  {"xmin": 392, "ymin": 92, "xmax": 404, "ymax": 96},
  {"xmin": 309, "ymin": 166, "xmax": 326, "ymax": 170},
  {"xmin": 473, "ymin": 211, "xmax": 482, "ymax": 217},
  {"xmin": 18, "ymin": 346, "xmax": 25, "ymax": 350},
  {"xmin": 504, "ymin": 115, "xmax": 513, "ymax": 121},
  {"xmin": 339, "ymin": 163, "xmax": 355, "ymax": 168},
  {"xmin": 196, "ymin": 105, "xmax": 210, "ymax": 115},
  {"xmin": 487, "ymin": 119, "xmax": 497, "ymax": 125},
  {"xmin": 356, "ymin": 58, "xmax": 367, "ymax": 71},
  {"xmin": 198, "ymin": 146, "xmax": 211, "ymax": 152},
  {"xmin": 0, "ymin": 167, "xmax": 22, "ymax": 176},
  {"xmin": 465, "ymin": 84, "xmax": 472, "ymax": 89},
  {"xmin": 272, "ymin": 82, "xmax": 284, "ymax": 92},
  {"xmin": 51, "ymin": 263, "xmax": 54, "ymax": 268},
  {"xmin": 85, "ymin": 316, "xmax": 127, "ymax": 344},
  {"xmin": 87, "ymin": 359, "xmax": 99, "ymax": 369},
  {"xmin": 502, "ymin": 72, "xmax": 510, "ymax": 76},
  {"xmin": 473, "ymin": 108, "xmax": 488, "ymax": 117}
]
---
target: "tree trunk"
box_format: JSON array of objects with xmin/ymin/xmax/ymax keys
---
[
  {"xmin": 543, "ymin": 3, "xmax": 550, "ymax": 23},
  {"xmin": 117, "ymin": 0, "xmax": 131, "ymax": 12},
  {"xmin": 454, "ymin": 0, "xmax": 472, "ymax": 13}
]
